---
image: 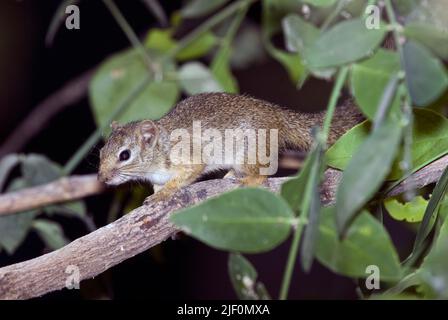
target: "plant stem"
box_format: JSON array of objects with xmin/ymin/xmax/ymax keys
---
[
  {"xmin": 221, "ymin": 1, "xmax": 249, "ymax": 47},
  {"xmin": 401, "ymin": 88, "xmax": 415, "ymax": 201},
  {"xmin": 279, "ymin": 65, "xmax": 349, "ymax": 300},
  {"xmin": 211, "ymin": 0, "xmax": 249, "ymax": 87},
  {"xmin": 321, "ymin": 66, "xmax": 349, "ymax": 144},
  {"xmin": 279, "ymin": 151, "xmax": 320, "ymax": 300},
  {"xmin": 320, "ymin": 0, "xmax": 347, "ymax": 31},
  {"xmin": 385, "ymin": 0, "xmax": 415, "ymax": 200},
  {"xmin": 102, "ymin": 0, "xmax": 158, "ymax": 77},
  {"xmin": 165, "ymin": 0, "xmax": 254, "ymax": 60},
  {"xmin": 384, "ymin": 0, "xmax": 405, "ymax": 61},
  {"xmin": 279, "ymin": 220, "xmax": 305, "ymax": 300}
]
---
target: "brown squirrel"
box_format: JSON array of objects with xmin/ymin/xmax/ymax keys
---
[{"xmin": 98, "ymin": 93, "xmax": 363, "ymax": 203}]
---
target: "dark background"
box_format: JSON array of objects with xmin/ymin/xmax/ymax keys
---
[{"xmin": 0, "ymin": 0, "xmax": 413, "ymax": 299}]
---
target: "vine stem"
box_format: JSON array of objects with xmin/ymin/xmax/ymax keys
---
[
  {"xmin": 322, "ymin": 66, "xmax": 350, "ymax": 143},
  {"xmin": 278, "ymin": 66, "xmax": 349, "ymax": 300},
  {"xmin": 320, "ymin": 0, "xmax": 348, "ymax": 31},
  {"xmin": 218, "ymin": 0, "xmax": 249, "ymax": 53},
  {"xmin": 384, "ymin": 0, "xmax": 405, "ymax": 61},
  {"xmin": 384, "ymin": 0, "xmax": 415, "ymax": 200},
  {"xmin": 165, "ymin": 0, "xmax": 256, "ymax": 60},
  {"xmin": 102, "ymin": 0, "xmax": 159, "ymax": 78},
  {"xmin": 278, "ymin": 155, "xmax": 318, "ymax": 300},
  {"xmin": 62, "ymin": 0, "xmax": 255, "ymax": 174}
]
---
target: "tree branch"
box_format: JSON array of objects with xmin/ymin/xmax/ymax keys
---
[
  {"xmin": 0, "ymin": 175, "xmax": 105, "ymax": 216},
  {"xmin": 0, "ymin": 154, "xmax": 447, "ymax": 299},
  {"xmin": 0, "ymin": 69, "xmax": 93, "ymax": 158},
  {"xmin": 0, "ymin": 177, "xmax": 285, "ymax": 299}
]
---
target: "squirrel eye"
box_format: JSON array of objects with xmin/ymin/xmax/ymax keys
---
[{"xmin": 119, "ymin": 150, "xmax": 131, "ymax": 162}]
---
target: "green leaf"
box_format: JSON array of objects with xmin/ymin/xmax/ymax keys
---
[
  {"xmin": 261, "ymin": 0, "xmax": 307, "ymax": 85},
  {"xmin": 21, "ymin": 154, "xmax": 62, "ymax": 187},
  {"xmin": 418, "ymin": 216, "xmax": 448, "ymax": 299},
  {"xmin": 90, "ymin": 48, "xmax": 179, "ymax": 131},
  {"xmin": 403, "ymin": 41, "xmax": 448, "ymax": 106},
  {"xmin": 45, "ymin": 201, "xmax": 87, "ymax": 219},
  {"xmin": 406, "ymin": 0, "xmax": 448, "ymax": 33},
  {"xmin": 0, "ymin": 178, "xmax": 38, "ymax": 254},
  {"xmin": 384, "ymin": 196, "xmax": 428, "ymax": 223},
  {"xmin": 316, "ymin": 207, "xmax": 402, "ymax": 281},
  {"xmin": 282, "ymin": 14, "xmax": 320, "ymax": 54},
  {"xmin": 412, "ymin": 165, "xmax": 448, "ymax": 256},
  {"xmin": 145, "ymin": 29, "xmax": 217, "ymax": 61},
  {"xmin": 372, "ymin": 75, "xmax": 401, "ymax": 129},
  {"xmin": 32, "ymin": 219, "xmax": 69, "ymax": 250},
  {"xmin": 281, "ymin": 146, "xmax": 319, "ymax": 212},
  {"xmin": 404, "ymin": 23, "xmax": 448, "ymax": 60},
  {"xmin": 144, "ymin": 28, "xmax": 176, "ymax": 53},
  {"xmin": 350, "ymin": 49, "xmax": 401, "ymax": 120},
  {"xmin": 299, "ymin": 143, "xmax": 325, "ymax": 272},
  {"xmin": 211, "ymin": 47, "xmax": 239, "ymax": 93},
  {"xmin": 181, "ymin": 0, "xmax": 230, "ymax": 18},
  {"xmin": 327, "ymin": 109, "xmax": 448, "ymax": 180},
  {"xmin": 171, "ymin": 188, "xmax": 295, "ymax": 253},
  {"xmin": 281, "ymin": 13, "xmax": 335, "ymax": 80},
  {"xmin": 302, "ymin": 0, "xmax": 336, "ymax": 7},
  {"xmin": 391, "ymin": 110, "xmax": 448, "ymax": 179},
  {"xmin": 268, "ymin": 48, "xmax": 307, "ymax": 85},
  {"xmin": 392, "ymin": 0, "xmax": 419, "ymax": 17},
  {"xmin": 228, "ymin": 253, "xmax": 271, "ymax": 300},
  {"xmin": 0, "ymin": 154, "xmax": 20, "ymax": 191},
  {"xmin": 335, "ymin": 119, "xmax": 402, "ymax": 235},
  {"xmin": 306, "ymin": 18, "xmax": 386, "ymax": 69},
  {"xmin": 178, "ymin": 62, "xmax": 224, "ymax": 95},
  {"xmin": 176, "ymin": 33, "xmax": 217, "ymax": 61},
  {"xmin": 381, "ymin": 271, "xmax": 421, "ymax": 297}
]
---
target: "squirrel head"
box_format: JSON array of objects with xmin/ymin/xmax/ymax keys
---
[{"xmin": 98, "ymin": 120, "xmax": 160, "ymax": 185}]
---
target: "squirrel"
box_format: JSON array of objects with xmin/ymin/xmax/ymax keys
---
[{"xmin": 98, "ymin": 92, "xmax": 363, "ymax": 203}]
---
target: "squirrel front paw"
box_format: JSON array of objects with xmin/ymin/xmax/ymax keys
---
[
  {"xmin": 144, "ymin": 188, "xmax": 174, "ymax": 205},
  {"xmin": 239, "ymin": 175, "xmax": 267, "ymax": 187}
]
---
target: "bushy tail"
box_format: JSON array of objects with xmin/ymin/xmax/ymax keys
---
[{"xmin": 279, "ymin": 99, "xmax": 364, "ymax": 151}]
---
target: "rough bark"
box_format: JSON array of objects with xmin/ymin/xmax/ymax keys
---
[
  {"xmin": 0, "ymin": 175, "xmax": 105, "ymax": 216},
  {"xmin": 0, "ymin": 154, "xmax": 447, "ymax": 299}
]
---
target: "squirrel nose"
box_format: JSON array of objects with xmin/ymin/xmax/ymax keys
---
[{"xmin": 98, "ymin": 170, "xmax": 109, "ymax": 183}]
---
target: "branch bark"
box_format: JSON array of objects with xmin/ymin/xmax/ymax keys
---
[
  {"xmin": 0, "ymin": 154, "xmax": 447, "ymax": 299},
  {"xmin": 0, "ymin": 175, "xmax": 105, "ymax": 216},
  {"xmin": 0, "ymin": 177, "xmax": 285, "ymax": 299}
]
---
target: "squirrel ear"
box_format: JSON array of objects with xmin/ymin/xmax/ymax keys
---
[
  {"xmin": 111, "ymin": 121, "xmax": 121, "ymax": 131},
  {"xmin": 140, "ymin": 120, "xmax": 159, "ymax": 146}
]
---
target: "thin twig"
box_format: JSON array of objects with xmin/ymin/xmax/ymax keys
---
[
  {"xmin": 2, "ymin": 153, "xmax": 448, "ymax": 216},
  {"xmin": 0, "ymin": 175, "xmax": 105, "ymax": 216},
  {"xmin": 0, "ymin": 69, "xmax": 94, "ymax": 159}
]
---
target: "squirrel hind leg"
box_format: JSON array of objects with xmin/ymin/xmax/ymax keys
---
[{"xmin": 238, "ymin": 164, "xmax": 268, "ymax": 187}]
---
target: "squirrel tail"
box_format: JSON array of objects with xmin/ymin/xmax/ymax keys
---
[{"xmin": 279, "ymin": 99, "xmax": 364, "ymax": 151}]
